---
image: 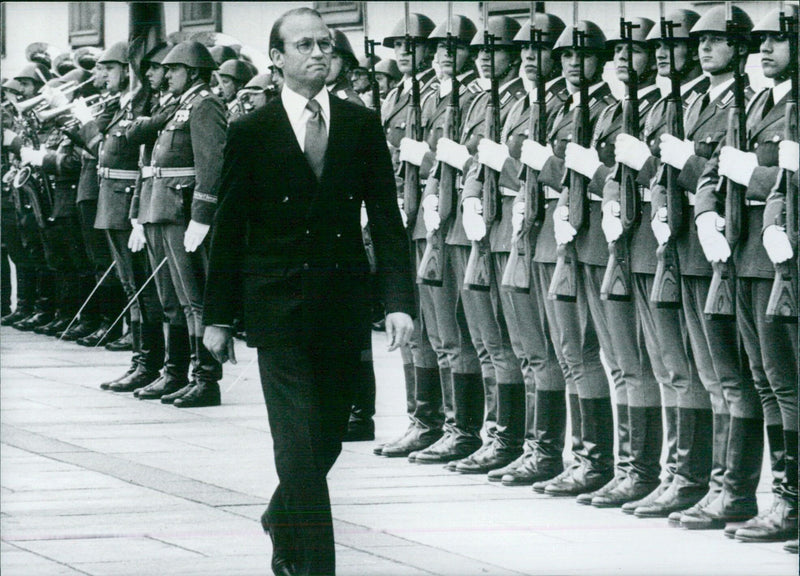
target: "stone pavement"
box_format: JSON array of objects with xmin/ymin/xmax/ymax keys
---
[{"xmin": 1, "ymin": 325, "xmax": 797, "ymax": 576}]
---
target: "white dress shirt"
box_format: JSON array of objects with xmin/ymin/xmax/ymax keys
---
[{"xmin": 280, "ymin": 84, "xmax": 330, "ymax": 152}]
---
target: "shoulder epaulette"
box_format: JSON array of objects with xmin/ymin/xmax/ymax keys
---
[
  {"xmin": 745, "ymin": 87, "xmax": 770, "ymax": 115},
  {"xmin": 718, "ymin": 91, "xmax": 734, "ymax": 108},
  {"xmin": 199, "ymin": 90, "xmax": 209, "ymax": 98},
  {"xmin": 467, "ymin": 80, "xmax": 483, "ymax": 94},
  {"xmin": 683, "ymin": 91, "xmax": 701, "ymax": 110}
]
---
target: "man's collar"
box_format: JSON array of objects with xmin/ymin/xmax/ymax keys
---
[
  {"xmin": 707, "ymin": 77, "xmax": 734, "ymax": 103},
  {"xmin": 681, "ymin": 74, "xmax": 707, "ymax": 96},
  {"xmin": 773, "ymin": 78, "xmax": 792, "ymax": 104},
  {"xmin": 179, "ymin": 82, "xmax": 204, "ymax": 104},
  {"xmin": 638, "ymin": 84, "xmax": 660, "ymax": 100},
  {"xmin": 281, "ymin": 83, "xmax": 330, "ymax": 125},
  {"xmin": 567, "ymin": 81, "xmax": 605, "ymax": 105}
]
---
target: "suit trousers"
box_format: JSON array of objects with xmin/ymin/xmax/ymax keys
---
[
  {"xmin": 106, "ymin": 229, "xmax": 162, "ymax": 326},
  {"xmin": 257, "ymin": 341, "xmax": 359, "ymax": 576},
  {"xmin": 143, "ymin": 224, "xmax": 185, "ymax": 327},
  {"xmin": 157, "ymin": 223, "xmax": 208, "ymax": 337}
]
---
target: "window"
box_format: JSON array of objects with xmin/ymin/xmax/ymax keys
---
[
  {"xmin": 69, "ymin": 2, "xmax": 104, "ymax": 48},
  {"xmin": 484, "ymin": 1, "xmax": 545, "ymax": 18},
  {"xmin": 180, "ymin": 2, "xmax": 221, "ymax": 33},
  {"xmin": 314, "ymin": 2, "xmax": 363, "ymax": 28}
]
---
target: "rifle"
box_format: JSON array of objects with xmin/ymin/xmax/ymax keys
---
[
  {"xmin": 601, "ymin": 5, "xmax": 639, "ymax": 301},
  {"xmin": 650, "ymin": 6, "xmax": 684, "ymax": 308},
  {"xmin": 363, "ymin": 1, "xmax": 381, "ymax": 113},
  {"xmin": 765, "ymin": 5, "xmax": 798, "ymax": 322},
  {"xmin": 399, "ymin": 2, "xmax": 423, "ymax": 230},
  {"xmin": 549, "ymin": 3, "xmax": 588, "ymax": 302},
  {"xmin": 464, "ymin": 6, "xmax": 501, "ymax": 292},
  {"xmin": 418, "ymin": 3, "xmax": 458, "ymax": 287},
  {"xmin": 704, "ymin": 2, "xmax": 746, "ymax": 319},
  {"xmin": 502, "ymin": 3, "xmax": 544, "ymax": 294}
]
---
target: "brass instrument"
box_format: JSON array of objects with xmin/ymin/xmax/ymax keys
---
[
  {"xmin": 12, "ymin": 77, "xmax": 93, "ymax": 115},
  {"xmin": 59, "ymin": 93, "xmax": 120, "ymax": 130},
  {"xmin": 34, "ymin": 93, "xmax": 103, "ymax": 124}
]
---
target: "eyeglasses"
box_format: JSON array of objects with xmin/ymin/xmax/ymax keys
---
[{"xmin": 293, "ymin": 37, "xmax": 334, "ymax": 55}]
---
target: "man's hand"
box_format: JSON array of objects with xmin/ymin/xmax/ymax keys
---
[
  {"xmin": 20, "ymin": 146, "xmax": 45, "ymax": 167},
  {"xmin": 615, "ymin": 133, "xmax": 651, "ymax": 171},
  {"xmin": 385, "ymin": 312, "xmax": 413, "ymax": 351},
  {"xmin": 360, "ymin": 204, "xmax": 369, "ymax": 228},
  {"xmin": 779, "ymin": 140, "xmax": 799, "ymax": 173},
  {"xmin": 462, "ymin": 196, "xmax": 486, "ymax": 241},
  {"xmin": 422, "ymin": 194, "xmax": 440, "ymax": 232},
  {"xmin": 71, "ymin": 97, "xmax": 94, "ymax": 126},
  {"xmin": 41, "ymin": 84, "xmax": 69, "ymax": 108},
  {"xmin": 203, "ymin": 325, "xmax": 237, "ymax": 365},
  {"xmin": 436, "ymin": 137, "xmax": 471, "ymax": 171},
  {"xmin": 659, "ymin": 134, "xmax": 694, "ymax": 170},
  {"xmin": 397, "ymin": 197, "xmax": 408, "ymax": 228},
  {"xmin": 3, "ymin": 129, "xmax": 18, "ymax": 147},
  {"xmin": 553, "ymin": 205, "xmax": 577, "ymax": 245},
  {"xmin": 601, "ymin": 201, "xmax": 623, "ymax": 243},
  {"xmin": 477, "ymin": 139, "xmax": 510, "ymax": 172},
  {"xmin": 718, "ymin": 146, "xmax": 758, "ymax": 186},
  {"xmin": 399, "ymin": 137, "xmax": 430, "ymax": 167},
  {"xmin": 184, "ymin": 220, "xmax": 210, "ymax": 253},
  {"xmin": 651, "ymin": 207, "xmax": 671, "ymax": 245},
  {"xmin": 564, "ymin": 142, "xmax": 601, "ymax": 179},
  {"xmin": 128, "ymin": 219, "xmax": 146, "ymax": 253},
  {"xmin": 763, "ymin": 225, "xmax": 794, "ymax": 264},
  {"xmin": 520, "ymin": 140, "xmax": 553, "ymax": 171},
  {"xmin": 696, "ymin": 211, "xmax": 731, "ymax": 263},
  {"xmin": 511, "ymin": 201, "xmax": 525, "ymax": 235}
]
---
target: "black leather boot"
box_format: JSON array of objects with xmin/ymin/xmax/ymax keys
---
[
  {"xmin": 174, "ymin": 337, "xmax": 222, "ymax": 407},
  {"xmin": 162, "ymin": 333, "xmax": 198, "ymax": 404},
  {"xmin": 14, "ymin": 309, "xmax": 54, "ymax": 332},
  {"xmin": 138, "ymin": 324, "xmax": 191, "ymax": 399},
  {"xmin": 680, "ymin": 416, "xmax": 762, "ymax": 530},
  {"xmin": 1, "ymin": 305, "xmax": 33, "ymax": 326},
  {"xmin": 578, "ymin": 403, "xmax": 632, "ymax": 505},
  {"xmin": 105, "ymin": 326, "xmax": 133, "ymax": 351},
  {"xmin": 77, "ymin": 316, "xmax": 120, "ymax": 347},
  {"xmin": 534, "ymin": 393, "xmax": 582, "ymax": 493},
  {"xmin": 634, "ymin": 407, "xmax": 712, "ymax": 518},
  {"xmin": 382, "ymin": 366, "xmax": 443, "ymax": 457},
  {"xmin": 414, "ymin": 372, "xmax": 483, "ymax": 464},
  {"xmin": 408, "ymin": 367, "xmax": 453, "ymax": 459},
  {"xmin": 59, "ymin": 315, "xmax": 100, "ymax": 341},
  {"xmin": 36, "ymin": 312, "xmax": 71, "ymax": 336},
  {"xmin": 662, "ymin": 405, "xmax": 678, "ymax": 485},
  {"xmin": 375, "ymin": 362, "xmax": 416, "ymax": 456},
  {"xmin": 109, "ymin": 322, "xmax": 162, "ymax": 392}
]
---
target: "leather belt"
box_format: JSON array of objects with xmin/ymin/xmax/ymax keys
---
[
  {"xmin": 97, "ymin": 167, "xmax": 138, "ymax": 180},
  {"xmin": 141, "ymin": 166, "xmax": 154, "ymax": 179},
  {"xmin": 687, "ymin": 192, "xmax": 696, "ymax": 206},
  {"xmin": 642, "ymin": 187, "xmax": 652, "ymax": 203},
  {"xmin": 544, "ymin": 186, "xmax": 560, "ymax": 200},
  {"xmin": 151, "ymin": 166, "xmax": 196, "ymax": 178},
  {"xmin": 745, "ymin": 199, "xmax": 766, "ymax": 207},
  {"xmin": 588, "ymin": 193, "xmax": 603, "ymax": 202},
  {"xmin": 501, "ymin": 186, "xmax": 518, "ymax": 197}
]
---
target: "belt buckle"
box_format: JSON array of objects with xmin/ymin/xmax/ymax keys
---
[{"xmin": 153, "ymin": 167, "xmax": 162, "ymax": 178}]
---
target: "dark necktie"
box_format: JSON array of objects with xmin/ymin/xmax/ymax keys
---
[
  {"xmin": 762, "ymin": 89, "xmax": 775, "ymax": 119},
  {"xmin": 686, "ymin": 93, "xmax": 710, "ymax": 133},
  {"xmin": 304, "ymin": 99, "xmax": 327, "ymax": 180}
]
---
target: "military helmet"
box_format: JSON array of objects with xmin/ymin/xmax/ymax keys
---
[
  {"xmin": 690, "ymin": 5, "xmax": 755, "ymax": 51},
  {"xmin": 2, "ymin": 78, "xmax": 25, "ymax": 96},
  {"xmin": 383, "ymin": 13, "xmax": 436, "ymax": 46},
  {"xmin": 97, "ymin": 42, "xmax": 129, "ymax": 66},
  {"xmin": 331, "ymin": 29, "xmax": 358, "ymax": 69},
  {"xmin": 162, "ymin": 41, "xmax": 218, "ymax": 70},
  {"xmin": 244, "ymin": 73, "xmax": 274, "ymax": 92},
  {"xmin": 218, "ymin": 59, "xmax": 256, "ymax": 83},
  {"xmin": 552, "ymin": 20, "xmax": 609, "ymax": 54},
  {"xmin": 374, "ymin": 58, "xmax": 401, "ymax": 82},
  {"xmin": 14, "ymin": 63, "xmax": 51, "ymax": 86},
  {"xmin": 356, "ymin": 54, "xmax": 381, "ymax": 70},
  {"xmin": 142, "ymin": 43, "xmax": 173, "ymax": 67},
  {"xmin": 428, "ymin": 15, "xmax": 478, "ymax": 46},
  {"xmin": 752, "ymin": 4, "xmax": 798, "ymax": 37},
  {"xmin": 53, "ymin": 52, "xmax": 76, "ymax": 76},
  {"xmin": 471, "ymin": 16, "xmax": 522, "ymax": 48},
  {"xmin": 73, "ymin": 47, "xmax": 101, "ymax": 71},
  {"xmin": 209, "ymin": 45, "xmax": 238, "ymax": 67},
  {"xmin": 513, "ymin": 13, "xmax": 567, "ymax": 47},
  {"xmin": 606, "ymin": 17, "xmax": 656, "ymax": 47},
  {"xmin": 645, "ymin": 9, "xmax": 701, "ymax": 43}
]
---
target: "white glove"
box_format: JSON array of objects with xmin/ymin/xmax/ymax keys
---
[
  {"xmin": 360, "ymin": 204, "xmax": 369, "ymax": 228},
  {"xmin": 3, "ymin": 129, "xmax": 18, "ymax": 146},
  {"xmin": 601, "ymin": 201, "xmax": 623, "ymax": 243},
  {"xmin": 520, "ymin": 140, "xmax": 554, "ymax": 171},
  {"xmin": 41, "ymin": 84, "xmax": 69, "ymax": 108},
  {"xmin": 763, "ymin": 225, "xmax": 794, "ymax": 264},
  {"xmin": 20, "ymin": 146, "xmax": 45, "ymax": 167},
  {"xmin": 399, "ymin": 137, "xmax": 431, "ymax": 167},
  {"xmin": 511, "ymin": 201, "xmax": 525, "ymax": 235},
  {"xmin": 615, "ymin": 133, "xmax": 651, "ymax": 171},
  {"xmin": 422, "ymin": 194, "xmax": 440, "ymax": 232},
  {"xmin": 462, "ymin": 196, "xmax": 486, "ymax": 241},
  {"xmin": 477, "ymin": 139, "xmax": 510, "ymax": 172},
  {"xmin": 718, "ymin": 146, "xmax": 758, "ymax": 186},
  {"xmin": 659, "ymin": 134, "xmax": 694, "ymax": 170},
  {"xmin": 553, "ymin": 205, "xmax": 577, "ymax": 245},
  {"xmin": 779, "ymin": 140, "xmax": 799, "ymax": 173},
  {"xmin": 397, "ymin": 197, "xmax": 408, "ymax": 228},
  {"xmin": 128, "ymin": 219, "xmax": 146, "ymax": 253},
  {"xmin": 184, "ymin": 220, "xmax": 210, "ymax": 253},
  {"xmin": 436, "ymin": 137, "xmax": 471, "ymax": 171},
  {"xmin": 71, "ymin": 97, "xmax": 94, "ymax": 125},
  {"xmin": 651, "ymin": 207, "xmax": 671, "ymax": 245},
  {"xmin": 565, "ymin": 142, "xmax": 602, "ymax": 179},
  {"xmin": 696, "ymin": 211, "xmax": 730, "ymax": 263}
]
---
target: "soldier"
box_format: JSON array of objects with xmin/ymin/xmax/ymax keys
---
[
  {"xmin": 564, "ymin": 17, "xmax": 664, "ymax": 508},
  {"xmin": 473, "ymin": 12, "xmax": 571, "ymax": 487},
  {"xmin": 149, "ymin": 41, "xmax": 227, "ymax": 408},
  {"xmin": 216, "ymin": 59, "xmax": 256, "ymax": 120},
  {"xmin": 374, "ymin": 58, "xmax": 401, "ymax": 101},
  {"xmin": 351, "ymin": 53, "xmax": 380, "ymax": 98},
  {"xmin": 654, "ymin": 6, "xmax": 765, "ymax": 531},
  {"xmin": 396, "ymin": 13, "xmax": 483, "ymax": 465},
  {"xmin": 700, "ymin": 5, "xmax": 797, "ymax": 542},
  {"xmin": 435, "ymin": 15, "xmax": 527, "ymax": 475},
  {"xmin": 124, "ymin": 43, "xmax": 192, "ymax": 402},
  {"xmin": 74, "ymin": 42, "xmax": 166, "ymax": 393},
  {"xmin": 519, "ymin": 19, "xmax": 618, "ymax": 497},
  {"xmin": 612, "ymin": 8, "xmax": 716, "ymax": 518},
  {"xmin": 326, "ymin": 29, "xmax": 363, "ymax": 106},
  {"xmin": 375, "ymin": 13, "xmax": 442, "ymax": 459},
  {"xmin": 237, "ymin": 73, "xmax": 279, "ymax": 114}
]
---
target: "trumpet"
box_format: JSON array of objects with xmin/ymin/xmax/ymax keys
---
[
  {"xmin": 34, "ymin": 93, "xmax": 103, "ymax": 124},
  {"xmin": 59, "ymin": 93, "xmax": 120, "ymax": 130},
  {"xmin": 12, "ymin": 77, "xmax": 94, "ymax": 115}
]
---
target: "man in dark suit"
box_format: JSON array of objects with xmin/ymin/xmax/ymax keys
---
[{"xmin": 203, "ymin": 8, "xmax": 414, "ymax": 576}]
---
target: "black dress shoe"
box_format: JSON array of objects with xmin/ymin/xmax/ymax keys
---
[
  {"xmin": 76, "ymin": 321, "xmax": 117, "ymax": 347},
  {"xmin": 37, "ymin": 315, "xmax": 71, "ymax": 336},
  {"xmin": 108, "ymin": 366, "xmax": 160, "ymax": 393},
  {"xmin": 160, "ymin": 382, "xmax": 195, "ymax": 404},
  {"xmin": 136, "ymin": 374, "xmax": 189, "ymax": 400},
  {"xmin": 342, "ymin": 418, "xmax": 375, "ymax": 442},
  {"xmin": 100, "ymin": 366, "xmax": 135, "ymax": 390},
  {"xmin": 58, "ymin": 317, "xmax": 98, "ymax": 341},
  {"xmin": 260, "ymin": 510, "xmax": 297, "ymax": 576},
  {"xmin": 381, "ymin": 426, "xmax": 442, "ymax": 457},
  {"xmin": 1, "ymin": 308, "xmax": 32, "ymax": 326},
  {"xmin": 105, "ymin": 330, "xmax": 133, "ymax": 352},
  {"xmin": 14, "ymin": 311, "xmax": 54, "ymax": 332},
  {"xmin": 173, "ymin": 382, "xmax": 221, "ymax": 408}
]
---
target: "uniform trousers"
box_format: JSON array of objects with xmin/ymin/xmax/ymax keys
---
[
  {"xmin": 77, "ymin": 200, "xmax": 122, "ymax": 317},
  {"xmin": 105, "ymin": 229, "xmax": 163, "ymax": 326},
  {"xmin": 257, "ymin": 338, "xmax": 359, "ymax": 576},
  {"xmin": 143, "ymin": 224, "xmax": 186, "ymax": 328},
  {"xmin": 41, "ymin": 216, "xmax": 93, "ymax": 315},
  {"xmin": 536, "ymin": 262, "xmax": 577, "ymax": 395}
]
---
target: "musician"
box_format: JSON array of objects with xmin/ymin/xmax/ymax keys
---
[
  {"xmin": 696, "ymin": 5, "xmax": 797, "ymax": 542},
  {"xmin": 217, "ymin": 59, "xmax": 256, "ymax": 120}
]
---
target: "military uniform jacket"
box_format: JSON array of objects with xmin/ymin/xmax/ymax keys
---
[
  {"xmin": 203, "ymin": 95, "xmax": 414, "ymax": 349},
  {"xmin": 126, "ymin": 93, "xmax": 180, "ymax": 223},
  {"xmin": 447, "ymin": 76, "xmax": 527, "ymax": 247},
  {"xmin": 695, "ymin": 85, "xmax": 794, "ymax": 279},
  {"xmin": 150, "ymin": 82, "xmax": 227, "ymax": 226},
  {"xmin": 535, "ymin": 82, "xmax": 617, "ymax": 264},
  {"xmin": 75, "ymin": 100, "xmax": 116, "ymax": 204},
  {"xmin": 667, "ymin": 78, "xmax": 752, "ymax": 277},
  {"xmin": 329, "ymin": 78, "xmax": 365, "ymax": 107},
  {"xmin": 41, "ymin": 129, "xmax": 82, "ymax": 219}
]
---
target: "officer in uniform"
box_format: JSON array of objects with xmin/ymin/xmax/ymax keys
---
[
  {"xmin": 149, "ymin": 41, "xmax": 227, "ymax": 408},
  {"xmin": 656, "ymin": 6, "xmax": 765, "ymax": 530},
  {"xmin": 474, "ymin": 13, "xmax": 571, "ymax": 486},
  {"xmin": 612, "ymin": 8, "xmax": 716, "ymax": 518},
  {"xmin": 237, "ymin": 73, "xmax": 279, "ymax": 113},
  {"xmin": 124, "ymin": 43, "xmax": 193, "ymax": 402},
  {"xmin": 395, "ymin": 13, "xmax": 484, "ymax": 466},
  {"xmin": 216, "ymin": 59, "xmax": 257, "ymax": 121},
  {"xmin": 437, "ymin": 15, "xmax": 527, "ymax": 475},
  {"xmin": 326, "ymin": 30, "xmax": 363, "ymax": 107},
  {"xmin": 700, "ymin": 5, "xmax": 797, "ymax": 542},
  {"xmin": 375, "ymin": 13, "xmax": 443, "ymax": 458},
  {"xmin": 565, "ymin": 18, "xmax": 664, "ymax": 508},
  {"xmin": 519, "ymin": 19, "xmax": 618, "ymax": 497},
  {"xmin": 374, "ymin": 58, "xmax": 401, "ymax": 103},
  {"xmin": 76, "ymin": 42, "xmax": 166, "ymax": 393}
]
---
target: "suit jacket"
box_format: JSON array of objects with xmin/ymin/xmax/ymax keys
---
[{"xmin": 203, "ymin": 94, "xmax": 415, "ymax": 349}]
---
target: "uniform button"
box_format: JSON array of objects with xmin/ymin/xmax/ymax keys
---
[
  {"xmin": 753, "ymin": 143, "xmax": 758, "ymax": 149},
  {"xmin": 335, "ymin": 263, "xmax": 339, "ymax": 269},
  {"xmin": 303, "ymin": 263, "xmax": 309, "ymax": 270},
  {"xmin": 283, "ymin": 196, "xmax": 289, "ymax": 203},
  {"xmin": 600, "ymin": 142, "xmax": 606, "ymax": 148},
  {"xmin": 305, "ymin": 229, "xmax": 310, "ymax": 235},
  {"xmin": 336, "ymin": 232, "xmax": 341, "ymax": 238}
]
